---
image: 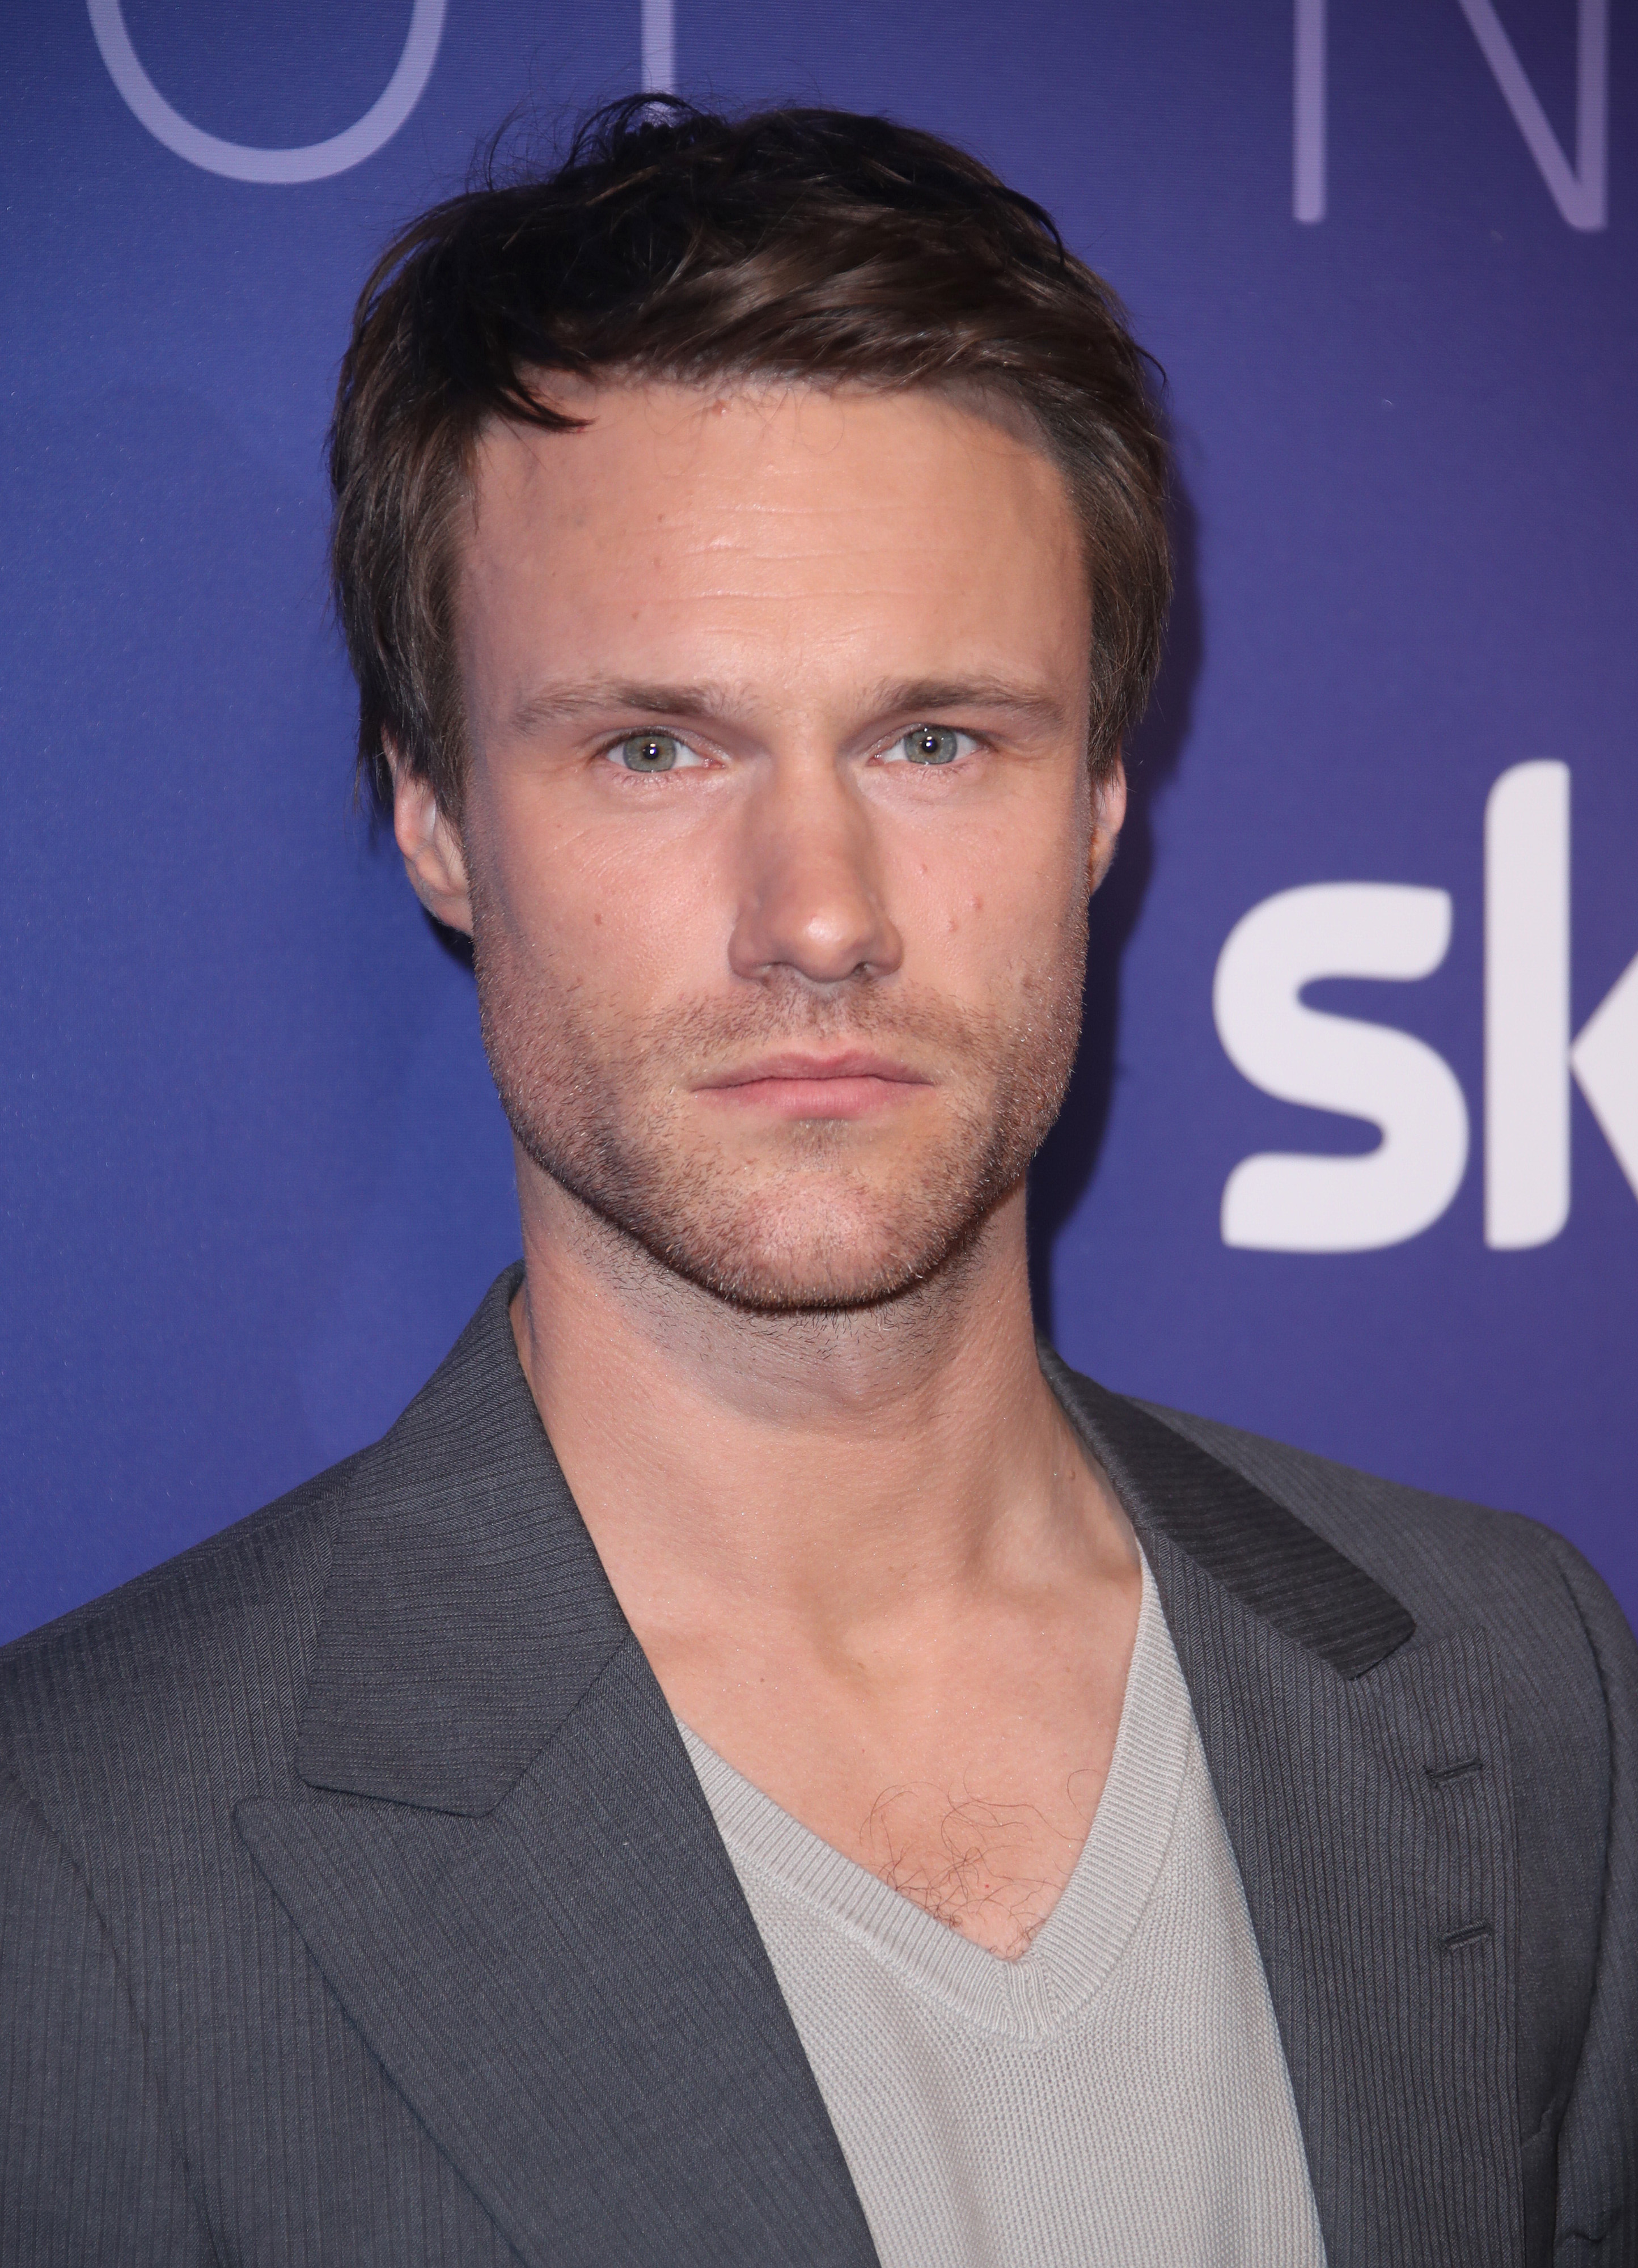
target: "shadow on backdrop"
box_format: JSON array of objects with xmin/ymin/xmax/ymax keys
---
[{"xmin": 1029, "ymin": 473, "xmax": 1203, "ymax": 1340}]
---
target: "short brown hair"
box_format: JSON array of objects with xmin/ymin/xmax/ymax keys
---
[{"xmin": 329, "ymin": 98, "xmax": 1171, "ymax": 819}]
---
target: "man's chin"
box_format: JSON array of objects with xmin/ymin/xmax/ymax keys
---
[
  {"xmin": 569, "ymin": 1175, "xmax": 998, "ymax": 1316},
  {"xmin": 662, "ymin": 1249, "xmax": 947, "ymax": 1315},
  {"xmin": 505, "ymin": 1068, "xmax": 1041, "ymax": 1317}
]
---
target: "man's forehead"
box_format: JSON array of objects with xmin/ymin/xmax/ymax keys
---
[
  {"xmin": 456, "ymin": 379, "xmax": 1090, "ymax": 713},
  {"xmin": 467, "ymin": 375, "xmax": 1073, "ymax": 521}
]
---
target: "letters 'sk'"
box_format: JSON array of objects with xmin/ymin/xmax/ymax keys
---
[{"xmin": 1214, "ymin": 763, "xmax": 1637, "ymax": 1255}]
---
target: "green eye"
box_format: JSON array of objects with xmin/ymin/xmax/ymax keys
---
[
  {"xmin": 902, "ymin": 726, "xmax": 960, "ymax": 765},
  {"xmin": 617, "ymin": 733, "xmax": 682, "ymax": 772}
]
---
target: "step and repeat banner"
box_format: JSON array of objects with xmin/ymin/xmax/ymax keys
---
[{"xmin": 3, "ymin": 0, "xmax": 1634, "ymax": 1640}]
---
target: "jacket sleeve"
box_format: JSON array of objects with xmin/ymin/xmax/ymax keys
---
[
  {"xmin": 1550, "ymin": 1543, "xmax": 1638, "ymax": 2267},
  {"xmin": 1, "ymin": 1770, "xmax": 217, "ymax": 2266}
]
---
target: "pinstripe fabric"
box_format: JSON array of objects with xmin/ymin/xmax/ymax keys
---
[
  {"xmin": 236, "ymin": 1639, "xmax": 877, "ymax": 2266},
  {"xmin": 0, "ymin": 1266, "xmax": 1631, "ymax": 2264},
  {"xmin": 1112, "ymin": 1389, "xmax": 1637, "ymax": 2267},
  {"xmin": 0, "ymin": 1436, "xmax": 522, "ymax": 2265},
  {"xmin": 0, "ymin": 1777, "xmax": 211, "ymax": 2263},
  {"xmin": 0, "ymin": 1275, "xmax": 873, "ymax": 2268}
]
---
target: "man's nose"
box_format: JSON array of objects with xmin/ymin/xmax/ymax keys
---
[{"xmin": 727, "ymin": 756, "xmax": 904, "ymax": 988}]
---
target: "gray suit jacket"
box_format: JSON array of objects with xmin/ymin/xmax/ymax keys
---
[{"xmin": 2, "ymin": 1265, "xmax": 1633, "ymax": 2265}]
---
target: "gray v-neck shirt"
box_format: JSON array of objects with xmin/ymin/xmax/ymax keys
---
[{"xmin": 680, "ymin": 1556, "xmax": 1327, "ymax": 2267}]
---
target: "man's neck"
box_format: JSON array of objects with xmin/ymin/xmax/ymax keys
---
[
  {"xmin": 509, "ymin": 1163, "xmax": 1114, "ymax": 1635},
  {"xmin": 509, "ymin": 1155, "xmax": 1142, "ymax": 1960}
]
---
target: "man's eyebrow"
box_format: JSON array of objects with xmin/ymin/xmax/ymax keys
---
[
  {"xmin": 509, "ymin": 674, "xmax": 1070, "ymax": 737},
  {"xmin": 509, "ymin": 679, "xmax": 735, "ymax": 734},
  {"xmin": 864, "ymin": 676, "xmax": 1069, "ymax": 730}
]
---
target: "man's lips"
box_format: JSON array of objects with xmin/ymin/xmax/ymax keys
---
[{"xmin": 695, "ymin": 1050, "xmax": 933, "ymax": 1120}]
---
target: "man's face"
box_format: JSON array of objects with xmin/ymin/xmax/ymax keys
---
[{"xmin": 415, "ymin": 379, "xmax": 1123, "ymax": 1311}]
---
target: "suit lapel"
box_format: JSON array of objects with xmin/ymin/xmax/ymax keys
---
[
  {"xmin": 1046, "ymin": 1357, "xmax": 1523, "ymax": 2268},
  {"xmin": 238, "ymin": 1271, "xmax": 877, "ymax": 2268},
  {"xmin": 236, "ymin": 1270, "xmax": 1521, "ymax": 2267}
]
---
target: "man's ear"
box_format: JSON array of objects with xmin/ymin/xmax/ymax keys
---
[
  {"xmin": 390, "ymin": 748, "xmax": 473, "ymax": 935},
  {"xmin": 1089, "ymin": 755, "xmax": 1128, "ymax": 894}
]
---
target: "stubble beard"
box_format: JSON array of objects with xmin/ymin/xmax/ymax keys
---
[{"xmin": 473, "ymin": 906, "xmax": 1087, "ymax": 1317}]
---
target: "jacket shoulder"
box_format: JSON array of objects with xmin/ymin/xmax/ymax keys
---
[
  {"xmin": 1119, "ymin": 1398, "xmax": 1638, "ymax": 2246},
  {"xmin": 0, "ymin": 1449, "xmax": 367, "ymax": 1822},
  {"xmin": 0, "ymin": 1269, "xmax": 528, "ymax": 1832},
  {"xmin": 1133, "ymin": 1395, "xmax": 1629, "ymax": 1669}
]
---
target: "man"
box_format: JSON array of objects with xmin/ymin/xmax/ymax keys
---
[{"xmin": 1, "ymin": 97, "xmax": 1632, "ymax": 2268}]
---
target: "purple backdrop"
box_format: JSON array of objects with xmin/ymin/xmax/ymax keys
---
[{"xmin": 4, "ymin": 0, "xmax": 1634, "ymax": 1644}]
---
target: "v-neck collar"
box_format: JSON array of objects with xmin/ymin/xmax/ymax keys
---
[
  {"xmin": 243, "ymin": 1269, "xmax": 1524, "ymax": 2266},
  {"xmin": 678, "ymin": 1554, "xmax": 1193, "ymax": 2042}
]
